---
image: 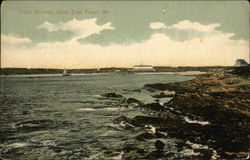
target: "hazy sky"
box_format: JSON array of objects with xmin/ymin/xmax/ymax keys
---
[{"xmin": 1, "ymin": 1, "xmax": 249, "ymax": 69}]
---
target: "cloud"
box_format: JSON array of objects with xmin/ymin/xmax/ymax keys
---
[
  {"xmin": 150, "ymin": 22, "xmax": 167, "ymax": 29},
  {"xmin": 37, "ymin": 18, "xmax": 115, "ymax": 41},
  {"xmin": 2, "ymin": 20, "xmax": 249, "ymax": 68},
  {"xmin": 150, "ymin": 20, "xmax": 221, "ymax": 32},
  {"xmin": 170, "ymin": 20, "xmax": 220, "ymax": 32},
  {"xmin": 1, "ymin": 34, "xmax": 32, "ymax": 45},
  {"xmin": 2, "ymin": 32, "xmax": 248, "ymax": 68}
]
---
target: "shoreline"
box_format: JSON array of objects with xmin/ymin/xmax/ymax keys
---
[
  {"xmin": 0, "ymin": 71, "xmax": 205, "ymax": 78},
  {"xmin": 112, "ymin": 69, "xmax": 250, "ymax": 159}
]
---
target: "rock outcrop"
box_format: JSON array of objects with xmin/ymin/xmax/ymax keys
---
[{"xmin": 116, "ymin": 70, "xmax": 250, "ymax": 159}]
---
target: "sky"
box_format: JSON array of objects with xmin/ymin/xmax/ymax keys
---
[{"xmin": 1, "ymin": 1, "xmax": 249, "ymax": 69}]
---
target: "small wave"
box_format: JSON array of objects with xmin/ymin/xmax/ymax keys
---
[
  {"xmin": 78, "ymin": 108, "xmax": 97, "ymax": 111},
  {"xmin": 136, "ymin": 72, "xmax": 176, "ymax": 75},
  {"xmin": 211, "ymin": 150, "xmax": 220, "ymax": 160},
  {"xmin": 184, "ymin": 117, "xmax": 210, "ymax": 126},
  {"xmin": 106, "ymin": 107, "xmax": 129, "ymax": 111},
  {"xmin": 186, "ymin": 141, "xmax": 208, "ymax": 150},
  {"xmin": 101, "ymin": 130, "xmax": 118, "ymax": 137},
  {"xmin": 144, "ymin": 125, "xmax": 156, "ymax": 134},
  {"xmin": 111, "ymin": 151, "xmax": 124, "ymax": 160},
  {"xmin": 63, "ymin": 100, "xmax": 95, "ymax": 104},
  {"xmin": 120, "ymin": 121, "xmax": 135, "ymax": 130},
  {"xmin": 84, "ymin": 151, "xmax": 124, "ymax": 160},
  {"xmin": 106, "ymin": 122, "xmax": 135, "ymax": 130},
  {"xmin": 106, "ymin": 123, "xmax": 121, "ymax": 128},
  {"xmin": 169, "ymin": 107, "xmax": 174, "ymax": 110},
  {"xmin": 7, "ymin": 142, "xmax": 29, "ymax": 148},
  {"xmin": 78, "ymin": 107, "xmax": 132, "ymax": 112},
  {"xmin": 181, "ymin": 149, "xmax": 200, "ymax": 156},
  {"xmin": 186, "ymin": 141, "xmax": 220, "ymax": 159},
  {"xmin": 93, "ymin": 94, "xmax": 102, "ymax": 97},
  {"xmin": 40, "ymin": 140, "xmax": 56, "ymax": 146}
]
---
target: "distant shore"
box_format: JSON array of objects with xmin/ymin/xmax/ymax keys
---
[{"xmin": 0, "ymin": 66, "xmax": 231, "ymax": 75}]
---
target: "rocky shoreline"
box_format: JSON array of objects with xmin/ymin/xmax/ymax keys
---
[{"xmin": 110, "ymin": 69, "xmax": 250, "ymax": 159}]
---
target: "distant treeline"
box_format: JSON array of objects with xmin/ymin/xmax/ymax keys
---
[
  {"xmin": 0, "ymin": 66, "xmax": 232, "ymax": 75},
  {"xmin": 0, "ymin": 68, "xmax": 97, "ymax": 75}
]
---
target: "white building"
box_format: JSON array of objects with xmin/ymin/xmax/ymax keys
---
[
  {"xmin": 133, "ymin": 64, "xmax": 154, "ymax": 71},
  {"xmin": 234, "ymin": 59, "xmax": 248, "ymax": 67}
]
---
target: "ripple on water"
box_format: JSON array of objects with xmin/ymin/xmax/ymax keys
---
[
  {"xmin": 7, "ymin": 142, "xmax": 29, "ymax": 148},
  {"xmin": 77, "ymin": 107, "xmax": 133, "ymax": 112}
]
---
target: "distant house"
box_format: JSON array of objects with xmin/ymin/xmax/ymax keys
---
[
  {"xmin": 133, "ymin": 64, "xmax": 154, "ymax": 71},
  {"xmin": 234, "ymin": 59, "xmax": 248, "ymax": 66}
]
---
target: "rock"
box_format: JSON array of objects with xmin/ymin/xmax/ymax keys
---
[
  {"xmin": 115, "ymin": 71, "xmax": 250, "ymax": 159},
  {"xmin": 113, "ymin": 116, "xmax": 132, "ymax": 124},
  {"xmin": 154, "ymin": 140, "xmax": 165, "ymax": 150},
  {"xmin": 154, "ymin": 132, "xmax": 167, "ymax": 138},
  {"xmin": 176, "ymin": 141, "xmax": 189, "ymax": 151},
  {"xmin": 131, "ymin": 116, "xmax": 169, "ymax": 127},
  {"xmin": 226, "ymin": 137, "xmax": 249, "ymax": 152},
  {"xmin": 195, "ymin": 149, "xmax": 213, "ymax": 160},
  {"xmin": 123, "ymin": 89, "xmax": 141, "ymax": 92},
  {"xmin": 123, "ymin": 122, "xmax": 135, "ymax": 130},
  {"xmin": 101, "ymin": 93, "xmax": 123, "ymax": 98},
  {"xmin": 225, "ymin": 151, "xmax": 249, "ymax": 159},
  {"xmin": 230, "ymin": 65, "xmax": 250, "ymax": 79},
  {"xmin": 135, "ymin": 132, "xmax": 156, "ymax": 141},
  {"xmin": 223, "ymin": 152, "xmax": 238, "ymax": 159},
  {"xmin": 165, "ymin": 91, "xmax": 250, "ymax": 123},
  {"xmin": 144, "ymin": 71, "xmax": 245, "ymax": 93},
  {"xmin": 136, "ymin": 148, "xmax": 145, "ymax": 154},
  {"xmin": 141, "ymin": 103, "xmax": 167, "ymax": 112},
  {"xmin": 144, "ymin": 83, "xmax": 172, "ymax": 91},
  {"xmin": 127, "ymin": 98, "xmax": 144, "ymax": 106},
  {"xmin": 153, "ymin": 90, "xmax": 176, "ymax": 98},
  {"xmin": 162, "ymin": 90, "xmax": 176, "ymax": 96},
  {"xmin": 146, "ymin": 150, "xmax": 165, "ymax": 159}
]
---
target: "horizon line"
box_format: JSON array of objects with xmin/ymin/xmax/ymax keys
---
[{"xmin": 0, "ymin": 65, "xmax": 235, "ymax": 70}]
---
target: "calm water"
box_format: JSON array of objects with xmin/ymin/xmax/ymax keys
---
[{"xmin": 0, "ymin": 73, "xmax": 194, "ymax": 160}]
